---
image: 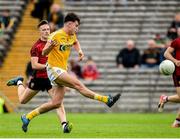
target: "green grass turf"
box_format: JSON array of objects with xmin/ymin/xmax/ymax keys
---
[{"xmin": 0, "ymin": 113, "xmax": 180, "ymax": 138}]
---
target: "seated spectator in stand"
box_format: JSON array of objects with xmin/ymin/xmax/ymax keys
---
[
  {"xmin": 82, "ymin": 56, "xmax": 100, "ymax": 81},
  {"xmin": 159, "ymin": 38, "xmax": 172, "ymax": 63},
  {"xmin": 154, "ymin": 33, "xmax": 165, "ymax": 49},
  {"xmin": 0, "ymin": 9, "xmax": 15, "ymax": 31},
  {"xmin": 116, "ymin": 40, "xmax": 140, "ymax": 69},
  {"xmin": 48, "ymin": 4, "xmax": 64, "ymax": 30},
  {"xmin": 0, "ymin": 19, "xmax": 5, "ymax": 40},
  {"xmin": 31, "ymin": 0, "xmax": 53, "ymax": 21},
  {"xmin": 0, "ymin": 20, "xmax": 8, "ymax": 65},
  {"xmin": 153, "ymin": 33, "xmax": 166, "ymax": 63},
  {"xmin": 0, "ymin": 20, "xmax": 4, "ymax": 33},
  {"xmin": 69, "ymin": 59, "xmax": 82, "ymax": 79},
  {"xmin": 49, "ymin": 22, "xmax": 56, "ymax": 32},
  {"xmin": 141, "ymin": 40, "xmax": 160, "ymax": 68},
  {"xmin": 0, "ymin": 20, "xmax": 5, "ymax": 48},
  {"xmin": 0, "ymin": 44, "xmax": 5, "ymax": 66},
  {"xmin": 167, "ymin": 13, "xmax": 180, "ymax": 40}
]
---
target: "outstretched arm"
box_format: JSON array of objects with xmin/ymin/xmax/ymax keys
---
[
  {"xmin": 164, "ymin": 47, "xmax": 180, "ymax": 67},
  {"xmin": 42, "ymin": 40, "xmax": 58, "ymax": 56},
  {"xmin": 73, "ymin": 39, "xmax": 84, "ymax": 61}
]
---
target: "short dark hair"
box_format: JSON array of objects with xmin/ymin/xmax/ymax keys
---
[
  {"xmin": 37, "ymin": 20, "xmax": 49, "ymax": 28},
  {"xmin": 64, "ymin": 13, "xmax": 80, "ymax": 25}
]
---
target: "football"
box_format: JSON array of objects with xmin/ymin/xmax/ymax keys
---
[{"xmin": 159, "ymin": 60, "xmax": 175, "ymax": 75}]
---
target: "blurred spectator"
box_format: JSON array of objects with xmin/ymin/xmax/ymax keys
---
[
  {"xmin": 31, "ymin": 0, "xmax": 53, "ymax": 21},
  {"xmin": 116, "ymin": 40, "xmax": 140, "ymax": 69},
  {"xmin": 153, "ymin": 33, "xmax": 167, "ymax": 63},
  {"xmin": 0, "ymin": 44, "xmax": 5, "ymax": 66},
  {"xmin": 0, "ymin": 20, "xmax": 8, "ymax": 66},
  {"xmin": 0, "ymin": 20, "xmax": 4, "ymax": 34},
  {"xmin": 69, "ymin": 59, "xmax": 82, "ymax": 79},
  {"xmin": 49, "ymin": 22, "xmax": 56, "ymax": 32},
  {"xmin": 154, "ymin": 33, "xmax": 165, "ymax": 49},
  {"xmin": 167, "ymin": 13, "xmax": 180, "ymax": 40},
  {"xmin": 141, "ymin": 40, "xmax": 160, "ymax": 68},
  {"xmin": 48, "ymin": 4, "xmax": 64, "ymax": 30},
  {"xmin": 177, "ymin": 27, "xmax": 180, "ymax": 38},
  {"xmin": 0, "ymin": 9, "xmax": 15, "ymax": 31},
  {"xmin": 82, "ymin": 56, "xmax": 100, "ymax": 81},
  {"xmin": 0, "ymin": 35, "xmax": 8, "ymax": 50},
  {"xmin": 159, "ymin": 39, "xmax": 172, "ymax": 62}
]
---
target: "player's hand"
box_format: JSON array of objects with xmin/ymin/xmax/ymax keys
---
[
  {"xmin": 50, "ymin": 40, "xmax": 58, "ymax": 47},
  {"xmin": 78, "ymin": 50, "xmax": 84, "ymax": 62},
  {"xmin": 175, "ymin": 60, "xmax": 180, "ymax": 67}
]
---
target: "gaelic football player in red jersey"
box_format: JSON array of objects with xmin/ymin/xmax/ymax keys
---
[
  {"xmin": 158, "ymin": 37, "xmax": 180, "ymax": 127},
  {"xmin": 7, "ymin": 20, "xmax": 72, "ymax": 133}
]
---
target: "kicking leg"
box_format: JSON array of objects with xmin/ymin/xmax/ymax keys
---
[{"xmin": 55, "ymin": 72, "xmax": 120, "ymax": 107}]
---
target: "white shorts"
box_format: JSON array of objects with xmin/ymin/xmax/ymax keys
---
[{"xmin": 46, "ymin": 64, "xmax": 66, "ymax": 86}]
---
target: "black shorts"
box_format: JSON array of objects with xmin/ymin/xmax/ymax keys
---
[
  {"xmin": 28, "ymin": 78, "xmax": 52, "ymax": 91},
  {"xmin": 173, "ymin": 74, "xmax": 180, "ymax": 87}
]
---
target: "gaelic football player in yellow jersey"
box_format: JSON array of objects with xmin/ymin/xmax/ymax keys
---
[{"xmin": 42, "ymin": 12, "xmax": 121, "ymax": 110}]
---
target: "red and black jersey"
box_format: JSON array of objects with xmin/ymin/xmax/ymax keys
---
[
  {"xmin": 170, "ymin": 38, "xmax": 180, "ymax": 75},
  {"xmin": 30, "ymin": 39, "xmax": 48, "ymax": 78}
]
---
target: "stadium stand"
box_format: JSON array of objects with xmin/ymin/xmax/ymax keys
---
[
  {"xmin": 0, "ymin": 0, "xmax": 39, "ymax": 112},
  {"xmin": 0, "ymin": 0, "xmax": 27, "ymax": 66},
  {"xmin": 1, "ymin": 0, "xmax": 180, "ymax": 113}
]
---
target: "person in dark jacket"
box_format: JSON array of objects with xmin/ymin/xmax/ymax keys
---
[{"xmin": 116, "ymin": 40, "xmax": 140, "ymax": 69}]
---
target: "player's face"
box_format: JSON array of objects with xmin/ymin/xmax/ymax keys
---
[
  {"xmin": 69, "ymin": 21, "xmax": 79, "ymax": 35},
  {"xmin": 39, "ymin": 24, "xmax": 50, "ymax": 40}
]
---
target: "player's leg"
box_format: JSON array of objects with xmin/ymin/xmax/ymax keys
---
[
  {"xmin": 56, "ymin": 103, "xmax": 73, "ymax": 133},
  {"xmin": 164, "ymin": 87, "xmax": 180, "ymax": 103},
  {"xmin": 158, "ymin": 92, "xmax": 180, "ymax": 112},
  {"xmin": 158, "ymin": 75, "xmax": 180, "ymax": 112},
  {"xmin": 172, "ymin": 111, "xmax": 180, "ymax": 128},
  {"xmin": 19, "ymin": 88, "xmax": 38, "ymax": 104},
  {"xmin": 54, "ymin": 71, "xmax": 120, "ymax": 107},
  {"xmin": 25, "ymin": 89, "xmax": 63, "ymax": 119},
  {"xmin": 169, "ymin": 75, "xmax": 180, "ymax": 102},
  {"xmin": 171, "ymin": 87, "xmax": 180, "ymax": 128},
  {"xmin": 48, "ymin": 87, "xmax": 73, "ymax": 133},
  {"xmin": 7, "ymin": 76, "xmax": 38, "ymax": 103},
  {"xmin": 158, "ymin": 94, "xmax": 168, "ymax": 112},
  {"xmin": 21, "ymin": 86, "xmax": 64, "ymax": 132}
]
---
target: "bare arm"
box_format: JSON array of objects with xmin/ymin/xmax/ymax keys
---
[
  {"xmin": 164, "ymin": 47, "xmax": 180, "ymax": 67},
  {"xmin": 73, "ymin": 39, "xmax": 84, "ymax": 61},
  {"xmin": 42, "ymin": 40, "xmax": 58, "ymax": 56},
  {"xmin": 31, "ymin": 57, "xmax": 46, "ymax": 70}
]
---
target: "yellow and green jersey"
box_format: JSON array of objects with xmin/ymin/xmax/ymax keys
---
[{"xmin": 47, "ymin": 29, "xmax": 77, "ymax": 70}]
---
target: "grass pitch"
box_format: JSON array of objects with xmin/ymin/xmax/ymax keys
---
[{"xmin": 0, "ymin": 113, "xmax": 180, "ymax": 138}]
